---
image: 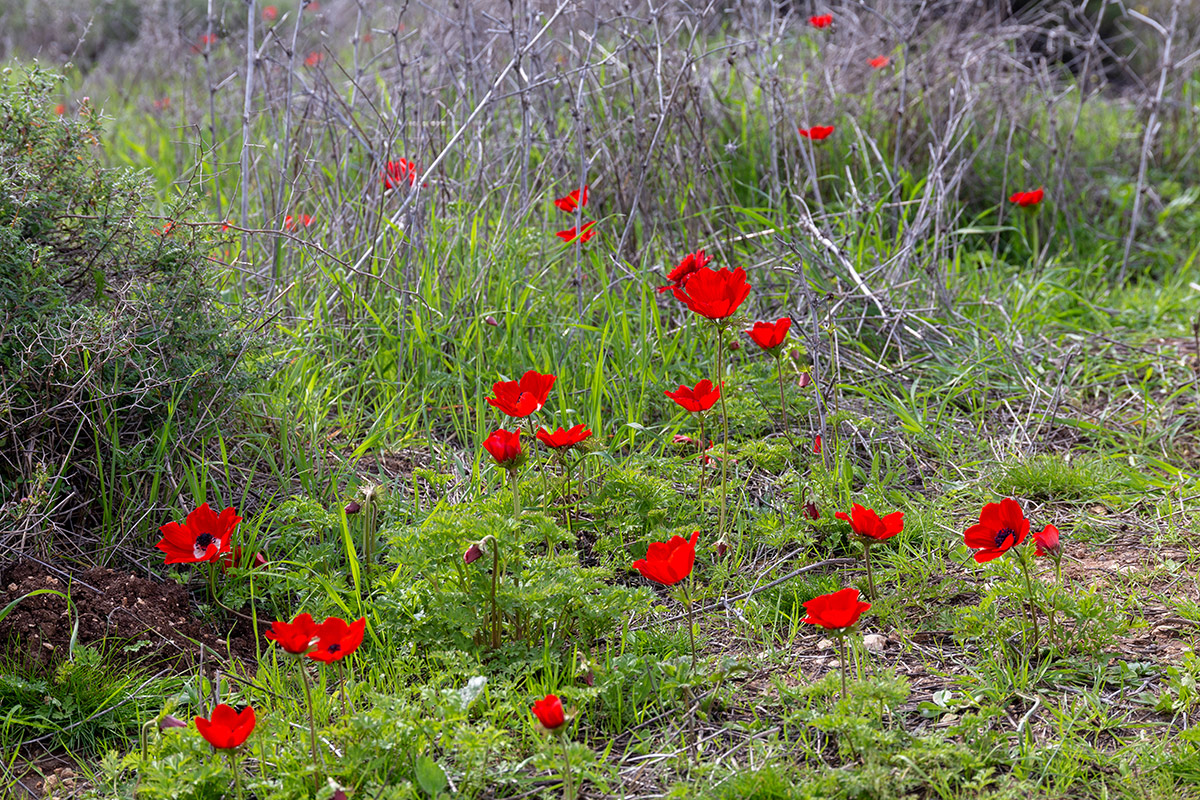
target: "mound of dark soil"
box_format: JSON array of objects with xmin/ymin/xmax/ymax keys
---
[{"xmin": 0, "ymin": 559, "xmax": 258, "ymax": 672}]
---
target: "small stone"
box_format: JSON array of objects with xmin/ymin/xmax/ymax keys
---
[
  {"xmin": 863, "ymin": 633, "xmax": 887, "ymax": 653},
  {"xmin": 817, "ymin": 638, "xmax": 834, "ymax": 651}
]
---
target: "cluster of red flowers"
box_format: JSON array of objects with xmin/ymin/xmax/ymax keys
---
[
  {"xmin": 266, "ymin": 612, "xmax": 367, "ymax": 662},
  {"xmin": 552, "ymin": 184, "xmax": 597, "ymax": 243},
  {"xmin": 382, "ymin": 158, "xmax": 426, "ymax": 191},
  {"xmin": 284, "ymin": 213, "xmax": 315, "ymax": 231},
  {"xmin": 963, "ymin": 496, "xmax": 1059, "ymax": 562},
  {"xmin": 481, "ymin": 369, "xmax": 593, "ymax": 471}
]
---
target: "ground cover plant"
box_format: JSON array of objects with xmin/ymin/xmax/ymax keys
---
[{"xmin": 4, "ymin": 0, "xmax": 1200, "ymax": 797}]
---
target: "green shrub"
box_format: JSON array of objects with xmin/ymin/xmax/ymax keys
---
[{"xmin": 0, "ymin": 65, "xmax": 258, "ymax": 542}]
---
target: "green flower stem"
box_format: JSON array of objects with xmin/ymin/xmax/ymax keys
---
[
  {"xmin": 557, "ymin": 731, "xmax": 576, "ymax": 800},
  {"xmin": 696, "ymin": 413, "xmax": 707, "ymax": 520},
  {"xmin": 839, "ymin": 635, "xmax": 848, "ymax": 699},
  {"xmin": 337, "ymin": 660, "xmax": 349, "ymax": 718},
  {"xmin": 528, "ymin": 418, "xmax": 548, "ymax": 516},
  {"xmin": 1017, "ymin": 549, "xmax": 1042, "ymax": 649},
  {"xmin": 229, "ymin": 748, "xmax": 243, "ymax": 800},
  {"xmin": 714, "ymin": 325, "xmax": 730, "ymax": 541},
  {"xmin": 683, "ymin": 579, "xmax": 697, "ymax": 670},
  {"xmin": 562, "ymin": 455, "xmax": 572, "ymax": 538},
  {"xmin": 490, "ymin": 541, "xmax": 502, "ymax": 649},
  {"xmin": 509, "ymin": 468, "xmax": 522, "ymax": 518},
  {"xmin": 775, "ymin": 353, "xmax": 793, "ymax": 445},
  {"xmin": 863, "ymin": 541, "xmax": 877, "ymax": 603},
  {"xmin": 299, "ymin": 659, "xmax": 322, "ymax": 789}
]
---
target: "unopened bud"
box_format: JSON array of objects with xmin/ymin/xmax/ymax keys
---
[
  {"xmin": 485, "ymin": 315, "xmax": 499, "ymax": 327},
  {"xmin": 813, "ymin": 435, "xmax": 822, "ymax": 455},
  {"xmin": 344, "ymin": 500, "xmax": 361, "ymax": 515},
  {"xmin": 715, "ymin": 539, "xmax": 729, "ymax": 559},
  {"xmin": 805, "ymin": 501, "xmax": 820, "ymax": 520},
  {"xmin": 790, "ymin": 349, "xmax": 803, "ymax": 362},
  {"xmin": 159, "ymin": 715, "xmax": 187, "ymax": 730},
  {"xmin": 797, "ymin": 372, "xmax": 812, "ymax": 388},
  {"xmin": 463, "ymin": 542, "xmax": 483, "ymax": 564},
  {"xmin": 728, "ymin": 340, "xmax": 741, "ymax": 351}
]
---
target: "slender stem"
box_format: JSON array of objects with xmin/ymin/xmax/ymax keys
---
[
  {"xmin": 510, "ymin": 468, "xmax": 521, "ymax": 518},
  {"xmin": 775, "ymin": 354, "xmax": 793, "ymax": 444},
  {"xmin": 696, "ymin": 414, "xmax": 707, "ymax": 520},
  {"xmin": 491, "ymin": 542, "xmax": 501, "ymax": 649},
  {"xmin": 863, "ymin": 541, "xmax": 877, "ymax": 602},
  {"xmin": 556, "ymin": 732, "xmax": 576, "ymax": 800},
  {"xmin": 529, "ymin": 418, "xmax": 548, "ymax": 515},
  {"xmin": 562, "ymin": 455, "xmax": 572, "ymax": 538},
  {"xmin": 299, "ymin": 659, "xmax": 322, "ymax": 789},
  {"xmin": 206, "ymin": 561, "xmax": 218, "ymax": 607},
  {"xmin": 1017, "ymin": 549, "xmax": 1041, "ymax": 648},
  {"xmin": 338, "ymin": 659, "xmax": 348, "ymax": 718},
  {"xmin": 715, "ymin": 326, "xmax": 730, "ymax": 541},
  {"xmin": 683, "ymin": 580, "xmax": 697, "ymax": 670},
  {"xmin": 229, "ymin": 748, "xmax": 243, "ymax": 800},
  {"xmin": 839, "ymin": 635, "xmax": 848, "ymax": 699}
]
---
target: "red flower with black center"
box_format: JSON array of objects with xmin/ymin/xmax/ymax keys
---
[
  {"xmin": 195, "ymin": 704, "xmax": 256, "ymax": 750},
  {"xmin": 156, "ymin": 502, "xmax": 241, "ymax": 564},
  {"xmin": 746, "ymin": 318, "xmax": 791, "ymax": 352},
  {"xmin": 869, "ymin": 55, "xmax": 890, "ymax": 68},
  {"xmin": 799, "ymin": 125, "xmax": 835, "ymax": 140},
  {"xmin": 803, "ymin": 587, "xmax": 870, "ymax": 632},
  {"xmin": 664, "ymin": 379, "xmax": 720, "ymax": 413},
  {"xmin": 632, "ymin": 530, "xmax": 698, "ymax": 586},
  {"xmin": 487, "ymin": 370, "xmax": 556, "ymax": 418},
  {"xmin": 1034, "ymin": 524, "xmax": 1060, "ymax": 558},
  {"xmin": 963, "ymin": 497, "xmax": 1030, "ymax": 563},
  {"xmin": 308, "ymin": 616, "xmax": 366, "ymax": 663},
  {"xmin": 531, "ymin": 694, "xmax": 566, "ymax": 730},
  {"xmin": 1009, "ymin": 187, "xmax": 1044, "ymax": 207},
  {"xmin": 809, "ymin": 14, "xmax": 833, "ymax": 28},
  {"xmin": 265, "ymin": 612, "xmax": 319, "ymax": 655},
  {"xmin": 537, "ymin": 424, "xmax": 592, "ymax": 450},
  {"xmin": 672, "ymin": 266, "xmax": 751, "ymax": 321},
  {"xmin": 658, "ymin": 249, "xmax": 712, "ymax": 294},
  {"xmin": 483, "ymin": 428, "xmax": 524, "ymax": 469},
  {"xmin": 556, "ymin": 221, "xmax": 597, "ymax": 243},
  {"xmin": 836, "ymin": 503, "xmax": 903, "ymax": 541},
  {"xmin": 553, "ymin": 185, "xmax": 588, "ymax": 212},
  {"xmin": 383, "ymin": 158, "xmax": 426, "ymax": 190}
]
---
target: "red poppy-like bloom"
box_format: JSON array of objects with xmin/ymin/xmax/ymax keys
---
[
  {"xmin": 809, "ymin": 14, "xmax": 833, "ymax": 28},
  {"xmin": 487, "ymin": 370, "xmax": 556, "ymax": 418},
  {"xmin": 156, "ymin": 502, "xmax": 241, "ymax": 564},
  {"xmin": 803, "ymin": 587, "xmax": 871, "ymax": 632},
  {"xmin": 263, "ymin": 5, "xmax": 278, "ymax": 20},
  {"xmin": 869, "ymin": 55, "xmax": 890, "ymax": 68},
  {"xmin": 632, "ymin": 530, "xmax": 699, "ymax": 586},
  {"xmin": 55, "ymin": 104, "xmax": 65, "ymax": 115},
  {"xmin": 664, "ymin": 379, "xmax": 720, "ymax": 413},
  {"xmin": 556, "ymin": 221, "xmax": 597, "ymax": 243},
  {"xmin": 195, "ymin": 704, "xmax": 256, "ymax": 750},
  {"xmin": 531, "ymin": 694, "xmax": 566, "ymax": 730},
  {"xmin": 835, "ymin": 503, "xmax": 904, "ymax": 542},
  {"xmin": 746, "ymin": 318, "xmax": 791, "ymax": 352},
  {"xmin": 963, "ymin": 497, "xmax": 1030, "ymax": 563},
  {"xmin": 265, "ymin": 613, "xmax": 319, "ymax": 655},
  {"xmin": 1009, "ymin": 187, "xmax": 1044, "ymax": 207},
  {"xmin": 657, "ymin": 249, "xmax": 713, "ymax": 294},
  {"xmin": 220, "ymin": 546, "xmax": 267, "ymax": 572},
  {"xmin": 553, "ymin": 185, "xmax": 588, "ymax": 212},
  {"xmin": 799, "ymin": 125, "xmax": 835, "ymax": 140},
  {"xmin": 672, "ymin": 266, "xmax": 751, "ymax": 321},
  {"xmin": 813, "ymin": 434, "xmax": 822, "ymax": 454},
  {"xmin": 1034, "ymin": 524, "xmax": 1060, "ymax": 558},
  {"xmin": 305, "ymin": 51, "xmax": 323, "ymax": 67},
  {"xmin": 383, "ymin": 158, "xmax": 426, "ymax": 190},
  {"xmin": 284, "ymin": 214, "xmax": 314, "ymax": 231},
  {"xmin": 483, "ymin": 428, "xmax": 524, "ymax": 469},
  {"xmin": 308, "ymin": 616, "xmax": 366, "ymax": 663},
  {"xmin": 537, "ymin": 424, "xmax": 592, "ymax": 449}
]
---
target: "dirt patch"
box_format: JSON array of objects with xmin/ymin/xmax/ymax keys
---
[{"xmin": 0, "ymin": 559, "xmax": 258, "ymax": 673}]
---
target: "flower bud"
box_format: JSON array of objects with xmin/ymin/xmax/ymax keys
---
[
  {"xmin": 797, "ymin": 372, "xmax": 812, "ymax": 388},
  {"xmin": 159, "ymin": 715, "xmax": 187, "ymax": 730},
  {"xmin": 344, "ymin": 500, "xmax": 361, "ymax": 515},
  {"xmin": 463, "ymin": 542, "xmax": 483, "ymax": 564},
  {"xmin": 790, "ymin": 349, "xmax": 803, "ymax": 362},
  {"xmin": 805, "ymin": 501, "xmax": 820, "ymax": 520},
  {"xmin": 729, "ymin": 340, "xmax": 741, "ymax": 351},
  {"xmin": 813, "ymin": 435, "xmax": 822, "ymax": 454},
  {"xmin": 485, "ymin": 315, "xmax": 499, "ymax": 327},
  {"xmin": 715, "ymin": 539, "xmax": 729, "ymax": 559}
]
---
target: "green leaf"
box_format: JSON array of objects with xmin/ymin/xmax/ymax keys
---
[{"xmin": 414, "ymin": 755, "xmax": 448, "ymax": 797}]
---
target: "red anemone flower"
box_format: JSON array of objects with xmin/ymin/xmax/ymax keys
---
[
  {"xmin": 265, "ymin": 613, "xmax": 319, "ymax": 655},
  {"xmin": 487, "ymin": 369, "xmax": 556, "ymax": 418},
  {"xmin": 963, "ymin": 497, "xmax": 1030, "ymax": 563},
  {"xmin": 1009, "ymin": 187, "xmax": 1044, "ymax": 207},
  {"xmin": 195, "ymin": 704, "xmax": 256, "ymax": 750},
  {"xmin": 263, "ymin": 5, "xmax": 278, "ymax": 20},
  {"xmin": 383, "ymin": 158, "xmax": 426, "ymax": 190},
  {"xmin": 156, "ymin": 502, "xmax": 241, "ymax": 564},
  {"xmin": 54, "ymin": 104, "xmax": 65, "ymax": 115},
  {"xmin": 799, "ymin": 125, "xmax": 835, "ymax": 140},
  {"xmin": 665, "ymin": 379, "xmax": 720, "ymax": 413},
  {"xmin": 284, "ymin": 213, "xmax": 314, "ymax": 231},
  {"xmin": 308, "ymin": 616, "xmax": 366, "ymax": 663},
  {"xmin": 1034, "ymin": 524, "xmax": 1061, "ymax": 557},
  {"xmin": 531, "ymin": 694, "xmax": 566, "ymax": 730},
  {"xmin": 813, "ymin": 434, "xmax": 822, "ymax": 454},
  {"xmin": 553, "ymin": 185, "xmax": 588, "ymax": 212},
  {"xmin": 658, "ymin": 249, "xmax": 713, "ymax": 294},
  {"xmin": 835, "ymin": 503, "xmax": 904, "ymax": 542},
  {"xmin": 537, "ymin": 424, "xmax": 593, "ymax": 450},
  {"xmin": 803, "ymin": 587, "xmax": 871, "ymax": 632},
  {"xmin": 304, "ymin": 51, "xmax": 323, "ymax": 67},
  {"xmin": 809, "ymin": 14, "xmax": 833, "ymax": 28},
  {"xmin": 484, "ymin": 428, "xmax": 524, "ymax": 469},
  {"xmin": 746, "ymin": 318, "xmax": 791, "ymax": 352},
  {"xmin": 632, "ymin": 530, "xmax": 699, "ymax": 586},
  {"xmin": 556, "ymin": 221, "xmax": 597, "ymax": 243},
  {"xmin": 869, "ymin": 55, "xmax": 890, "ymax": 68},
  {"xmin": 672, "ymin": 266, "xmax": 751, "ymax": 321}
]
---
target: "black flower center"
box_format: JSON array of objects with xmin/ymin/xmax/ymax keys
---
[
  {"xmin": 194, "ymin": 533, "xmax": 215, "ymax": 551},
  {"xmin": 993, "ymin": 528, "xmax": 1016, "ymax": 548},
  {"xmin": 327, "ymin": 643, "xmax": 342, "ymax": 653}
]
